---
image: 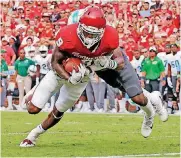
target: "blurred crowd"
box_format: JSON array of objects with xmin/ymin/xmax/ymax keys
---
[{"xmin": 0, "ymin": 0, "xmax": 180, "ymax": 114}]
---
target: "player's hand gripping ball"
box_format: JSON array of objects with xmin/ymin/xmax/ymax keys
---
[{"xmin": 63, "ymin": 58, "xmax": 82, "ymax": 73}]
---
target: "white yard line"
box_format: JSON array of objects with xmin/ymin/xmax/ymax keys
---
[
  {"xmin": 75, "ymin": 152, "xmax": 181, "ymax": 157},
  {"xmin": 2, "ymin": 131, "xmax": 179, "ymax": 138}
]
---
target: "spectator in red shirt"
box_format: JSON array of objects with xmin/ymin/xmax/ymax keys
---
[
  {"xmin": 40, "ymin": 22, "xmax": 53, "ymax": 39},
  {"xmin": 25, "ymin": 7, "xmax": 35, "ymax": 20},
  {"xmin": 127, "ymin": 23, "xmax": 139, "ymax": 42},
  {"xmin": 1, "ymin": 37, "xmax": 16, "ymax": 65},
  {"xmin": 140, "ymin": 27, "xmax": 152, "ymax": 48},
  {"xmin": 160, "ymin": 5, "xmax": 171, "ymax": 26},
  {"xmin": 17, "ymin": 6, "xmax": 25, "ymax": 19},
  {"xmin": 162, "ymin": 16, "xmax": 175, "ymax": 36},
  {"xmin": 171, "ymin": 5, "xmax": 180, "ymax": 29},
  {"xmin": 33, "ymin": 4, "xmax": 43, "ymax": 18}
]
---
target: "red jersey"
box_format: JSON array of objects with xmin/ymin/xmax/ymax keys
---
[{"xmin": 55, "ymin": 24, "xmax": 119, "ymax": 59}]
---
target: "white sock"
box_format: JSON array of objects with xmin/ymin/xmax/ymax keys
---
[
  {"xmin": 118, "ymin": 98, "xmax": 127, "ymax": 112},
  {"xmin": 27, "ymin": 124, "xmax": 46, "ymax": 143},
  {"xmin": 140, "ymin": 89, "xmax": 155, "ymax": 117},
  {"xmin": 140, "ymin": 98, "xmax": 154, "ymax": 117},
  {"xmin": 7, "ymin": 96, "xmax": 13, "ymax": 109}
]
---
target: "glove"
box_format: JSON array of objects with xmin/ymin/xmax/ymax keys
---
[
  {"xmin": 68, "ymin": 64, "xmax": 87, "ymax": 85},
  {"xmin": 167, "ymin": 77, "xmax": 173, "ymax": 88},
  {"xmin": 93, "ymin": 56, "xmax": 117, "ymax": 71}
]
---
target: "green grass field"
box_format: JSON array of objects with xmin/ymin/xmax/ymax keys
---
[{"xmin": 1, "ymin": 111, "xmax": 180, "ymax": 157}]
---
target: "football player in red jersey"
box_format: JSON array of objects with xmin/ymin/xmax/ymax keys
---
[{"xmin": 20, "ymin": 6, "xmax": 168, "ymax": 147}]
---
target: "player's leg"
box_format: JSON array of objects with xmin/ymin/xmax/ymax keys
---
[
  {"xmin": 25, "ymin": 70, "xmax": 62, "ymax": 114},
  {"xmin": 96, "ymin": 53, "xmax": 168, "ymax": 137},
  {"xmin": 20, "ymin": 106, "xmax": 64, "ymax": 147},
  {"xmin": 20, "ymin": 79, "xmax": 89, "ymax": 147}
]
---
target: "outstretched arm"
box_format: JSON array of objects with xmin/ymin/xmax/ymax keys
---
[
  {"xmin": 93, "ymin": 47, "xmax": 125, "ymax": 71},
  {"xmin": 51, "ymin": 46, "xmax": 70, "ymax": 80},
  {"xmin": 111, "ymin": 47, "xmax": 125, "ymax": 70}
]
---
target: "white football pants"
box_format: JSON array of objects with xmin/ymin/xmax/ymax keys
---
[{"xmin": 31, "ymin": 70, "xmax": 89, "ymax": 112}]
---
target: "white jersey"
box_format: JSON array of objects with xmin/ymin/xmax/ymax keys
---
[
  {"xmin": 131, "ymin": 55, "xmax": 144, "ymax": 77},
  {"xmin": 34, "ymin": 54, "xmax": 52, "ymax": 75},
  {"xmin": 176, "ymin": 51, "xmax": 181, "ymax": 73},
  {"xmin": 68, "ymin": 9, "xmax": 84, "ymax": 25},
  {"xmin": 157, "ymin": 52, "xmax": 169, "ymax": 75},
  {"xmin": 167, "ymin": 53, "xmax": 180, "ymax": 76}
]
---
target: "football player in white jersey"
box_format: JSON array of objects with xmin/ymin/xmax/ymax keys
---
[
  {"xmin": 157, "ymin": 44, "xmax": 171, "ymax": 76},
  {"xmin": 131, "ymin": 49, "xmax": 144, "ymax": 79},
  {"xmin": 35, "ymin": 45, "xmax": 54, "ymax": 111},
  {"xmin": 35, "ymin": 45, "xmax": 52, "ymax": 81},
  {"xmin": 166, "ymin": 44, "xmax": 180, "ymax": 111},
  {"xmin": 176, "ymin": 60, "xmax": 181, "ymax": 112},
  {"xmin": 157, "ymin": 44, "xmax": 172, "ymax": 98},
  {"xmin": 176, "ymin": 50, "xmax": 181, "ymax": 104},
  {"xmin": 167, "ymin": 44, "xmax": 180, "ymax": 94}
]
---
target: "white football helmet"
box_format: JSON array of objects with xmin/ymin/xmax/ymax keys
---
[
  {"xmin": 39, "ymin": 45, "xmax": 48, "ymax": 58},
  {"xmin": 28, "ymin": 46, "xmax": 36, "ymax": 58},
  {"xmin": 28, "ymin": 65, "xmax": 37, "ymax": 76}
]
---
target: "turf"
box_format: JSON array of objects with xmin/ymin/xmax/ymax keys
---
[{"xmin": 1, "ymin": 112, "xmax": 180, "ymax": 157}]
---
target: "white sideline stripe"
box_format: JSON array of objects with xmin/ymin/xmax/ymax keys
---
[
  {"xmin": 2, "ymin": 131, "xmax": 179, "ymax": 138},
  {"xmin": 75, "ymin": 152, "xmax": 181, "ymax": 157}
]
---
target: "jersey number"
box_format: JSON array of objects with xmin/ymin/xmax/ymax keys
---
[
  {"xmin": 164, "ymin": 60, "xmax": 168, "ymax": 67},
  {"xmin": 56, "ymin": 38, "xmax": 63, "ymax": 47},
  {"xmin": 171, "ymin": 60, "xmax": 179, "ymax": 68},
  {"xmin": 42, "ymin": 64, "xmax": 47, "ymax": 70}
]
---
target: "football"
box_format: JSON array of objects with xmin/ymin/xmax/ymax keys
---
[{"xmin": 63, "ymin": 58, "xmax": 82, "ymax": 73}]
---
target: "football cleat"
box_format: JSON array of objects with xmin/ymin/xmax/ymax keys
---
[
  {"xmin": 150, "ymin": 91, "xmax": 168, "ymax": 122},
  {"xmin": 20, "ymin": 139, "xmax": 35, "ymax": 147},
  {"xmin": 141, "ymin": 113, "xmax": 155, "ymax": 138}
]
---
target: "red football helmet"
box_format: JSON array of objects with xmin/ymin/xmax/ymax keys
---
[{"xmin": 77, "ymin": 6, "xmax": 106, "ymax": 49}]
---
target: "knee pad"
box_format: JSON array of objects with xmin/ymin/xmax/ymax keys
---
[{"xmin": 52, "ymin": 111, "xmax": 64, "ymax": 120}]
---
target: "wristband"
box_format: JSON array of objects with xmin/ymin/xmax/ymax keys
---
[
  {"xmin": 108, "ymin": 60, "xmax": 117, "ymax": 69},
  {"xmin": 162, "ymin": 77, "xmax": 166, "ymax": 81}
]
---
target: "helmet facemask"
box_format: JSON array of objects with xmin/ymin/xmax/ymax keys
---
[
  {"xmin": 40, "ymin": 51, "xmax": 48, "ymax": 58},
  {"xmin": 29, "ymin": 51, "xmax": 35, "ymax": 58},
  {"xmin": 77, "ymin": 23, "xmax": 104, "ymax": 49}
]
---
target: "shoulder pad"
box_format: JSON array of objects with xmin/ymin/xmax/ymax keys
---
[
  {"xmin": 55, "ymin": 24, "xmax": 78, "ymax": 51},
  {"xmin": 103, "ymin": 26, "xmax": 119, "ymax": 49}
]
